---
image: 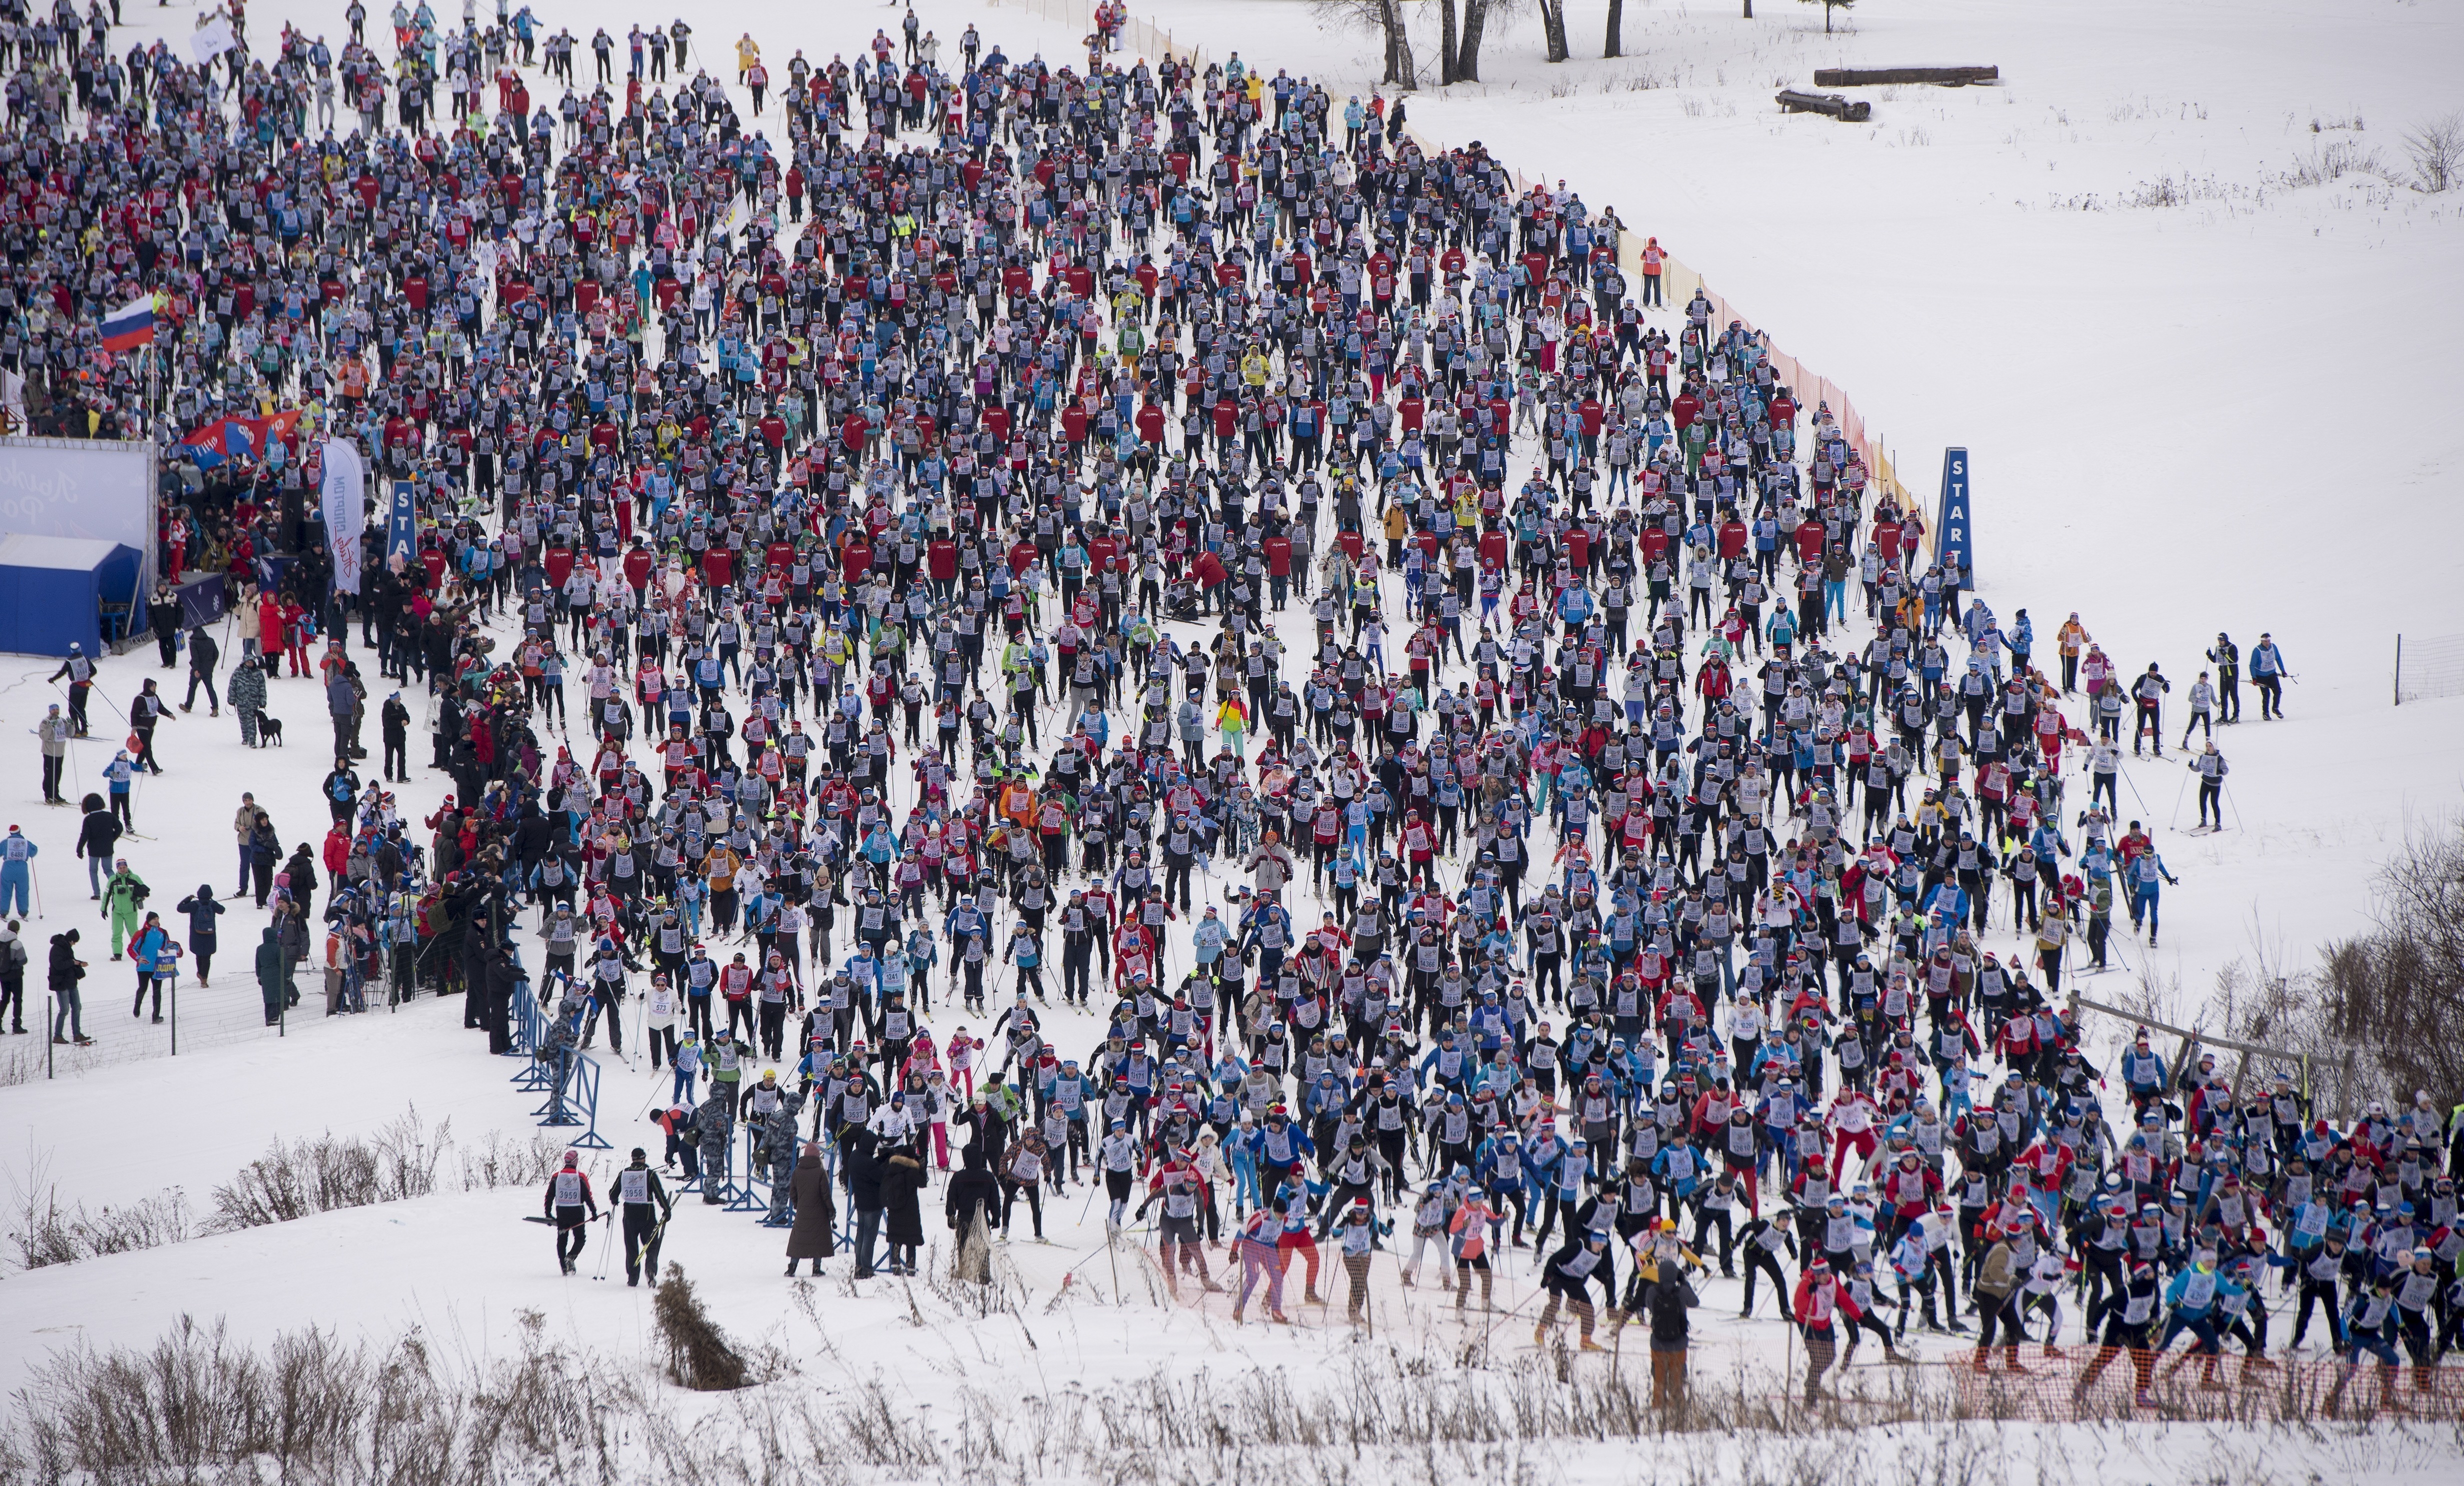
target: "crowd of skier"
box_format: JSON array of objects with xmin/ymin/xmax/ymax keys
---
[{"xmin": 6, "ymin": 0, "xmax": 2440, "ymax": 1416}]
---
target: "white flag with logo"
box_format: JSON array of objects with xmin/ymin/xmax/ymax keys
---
[
  {"xmin": 321, "ymin": 437, "xmax": 368, "ymax": 594},
  {"xmin": 189, "ymin": 16, "xmax": 236, "ymax": 62}
]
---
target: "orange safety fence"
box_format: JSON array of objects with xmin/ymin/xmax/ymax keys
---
[
  {"xmin": 968, "ymin": 10, "xmax": 1922, "ymax": 550},
  {"xmin": 1616, "ymin": 238, "xmax": 1920, "ymax": 539},
  {"xmin": 1396, "ymin": 125, "xmax": 1925, "ymax": 556},
  {"xmin": 1784, "ymin": 1352, "xmax": 2464, "ymax": 1426},
  {"xmin": 980, "ymin": 0, "xmax": 1208, "ymax": 72}
]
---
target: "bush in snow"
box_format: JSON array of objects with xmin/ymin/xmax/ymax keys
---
[
  {"xmin": 2402, "ymin": 113, "xmax": 2464, "ymax": 192},
  {"xmin": 653, "ymin": 1264, "xmax": 752, "ymax": 1391}
]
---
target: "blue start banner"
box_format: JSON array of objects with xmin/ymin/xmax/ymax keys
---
[
  {"xmin": 1937, "ymin": 448, "xmax": 1973, "ymax": 588},
  {"xmin": 386, "ymin": 480, "xmax": 418, "ymax": 570}
]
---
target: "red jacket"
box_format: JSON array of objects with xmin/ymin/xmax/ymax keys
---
[{"xmin": 1792, "ymin": 1268, "xmax": 1862, "ymax": 1328}]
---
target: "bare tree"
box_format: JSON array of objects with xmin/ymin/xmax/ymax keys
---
[
  {"xmin": 1315, "ymin": 0, "xmax": 1419, "ymax": 88},
  {"xmin": 2222, "ymin": 816, "xmax": 2464, "ymax": 1116},
  {"xmin": 1436, "ymin": 0, "xmax": 1459, "ymax": 84},
  {"xmin": 1456, "ymin": 0, "xmax": 1496, "ymax": 81},
  {"xmin": 2402, "ymin": 112, "xmax": 2464, "ymax": 193},
  {"xmin": 1531, "ymin": 0, "xmax": 1571, "ymax": 60},
  {"xmin": 1379, "ymin": 0, "xmax": 1421, "ymax": 88},
  {"xmin": 1799, "ymin": 0, "xmax": 1854, "ymax": 32},
  {"xmin": 1604, "ymin": 0, "xmax": 1624, "ymax": 58}
]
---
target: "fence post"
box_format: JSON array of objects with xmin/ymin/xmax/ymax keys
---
[
  {"xmin": 45, "ymin": 996, "xmax": 52, "ymax": 1078},
  {"xmin": 2394, "ymin": 634, "xmax": 2402, "ymax": 706}
]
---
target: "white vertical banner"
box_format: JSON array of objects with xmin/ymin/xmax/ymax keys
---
[{"xmin": 321, "ymin": 437, "xmax": 367, "ymax": 594}]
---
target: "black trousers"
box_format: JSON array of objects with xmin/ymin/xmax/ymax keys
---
[
  {"xmin": 1975, "ymin": 1292, "xmax": 2025, "ymax": 1350},
  {"xmin": 1000, "ymin": 1177, "xmax": 1044, "ymax": 1237},
  {"xmin": 554, "ymin": 1204, "xmax": 590, "ymax": 1267},
  {"xmin": 2290, "ymin": 1276, "xmax": 2348, "ymax": 1350},
  {"xmin": 1741, "ymin": 1246, "xmax": 1791, "ymax": 1314},
  {"xmin": 622, "ymin": 1204, "xmax": 664, "ymax": 1283}
]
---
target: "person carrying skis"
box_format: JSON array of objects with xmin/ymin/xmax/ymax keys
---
[
  {"xmin": 543, "ymin": 1150, "xmax": 600, "ymax": 1274},
  {"xmin": 616, "ymin": 1146, "xmax": 673, "ymax": 1286}
]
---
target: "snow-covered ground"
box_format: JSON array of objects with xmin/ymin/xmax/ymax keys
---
[{"xmin": 3, "ymin": 0, "xmax": 2461, "ymax": 1474}]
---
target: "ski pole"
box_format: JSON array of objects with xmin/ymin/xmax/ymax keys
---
[
  {"xmin": 2117, "ymin": 760, "xmax": 2155, "ymax": 824},
  {"xmin": 593, "ymin": 1207, "xmax": 618, "ymax": 1279}
]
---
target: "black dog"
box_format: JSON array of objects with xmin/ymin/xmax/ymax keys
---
[{"xmin": 259, "ymin": 716, "xmax": 285, "ymax": 747}]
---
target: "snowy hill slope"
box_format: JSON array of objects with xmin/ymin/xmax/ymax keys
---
[
  {"xmin": 1124, "ymin": 0, "xmax": 2464, "ymax": 1010},
  {"xmin": 0, "ymin": 0, "xmax": 2459, "ymax": 1476}
]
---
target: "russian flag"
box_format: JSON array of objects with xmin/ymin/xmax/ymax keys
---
[
  {"xmin": 100, "ymin": 294, "xmax": 155, "ymax": 354},
  {"xmin": 180, "ymin": 416, "xmax": 254, "ymax": 468}
]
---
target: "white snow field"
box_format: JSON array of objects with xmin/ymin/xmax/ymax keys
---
[{"xmin": 1, "ymin": 0, "xmax": 2460, "ymax": 1480}]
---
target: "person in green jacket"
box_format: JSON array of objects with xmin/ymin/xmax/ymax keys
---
[
  {"xmin": 102, "ymin": 860, "xmax": 149, "ymax": 960},
  {"xmin": 256, "ymin": 926, "xmax": 288, "ymax": 1026}
]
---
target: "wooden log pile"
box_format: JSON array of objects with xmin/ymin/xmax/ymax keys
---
[
  {"xmin": 1812, "ymin": 65, "xmax": 1999, "ymax": 86},
  {"xmin": 1775, "ymin": 89, "xmax": 1872, "ymax": 122}
]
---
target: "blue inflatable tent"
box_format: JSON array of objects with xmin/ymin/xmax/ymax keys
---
[{"xmin": 0, "ymin": 534, "xmax": 144, "ymax": 656}]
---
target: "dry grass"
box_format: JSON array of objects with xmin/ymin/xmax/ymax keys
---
[
  {"xmin": 7, "ymin": 1162, "xmax": 195, "ymax": 1270},
  {"xmin": 0, "ymin": 1312, "xmax": 2456, "ymax": 1486},
  {"xmin": 653, "ymin": 1265, "xmax": 754, "ymax": 1392},
  {"xmin": 5, "ymin": 1110, "xmax": 567, "ymax": 1272}
]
